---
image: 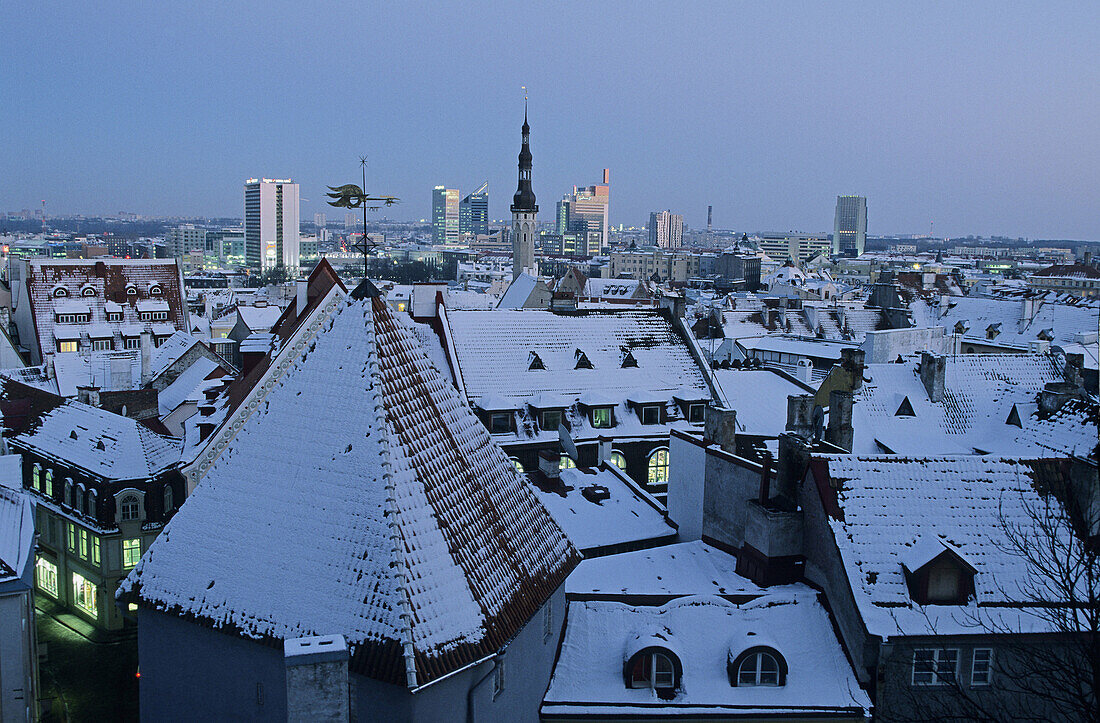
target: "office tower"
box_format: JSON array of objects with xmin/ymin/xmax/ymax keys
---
[
  {"xmin": 707, "ymin": 205, "xmax": 713, "ymax": 234},
  {"xmin": 555, "ymin": 169, "xmax": 610, "ymax": 255},
  {"xmin": 432, "ymin": 186, "xmax": 460, "ymax": 244},
  {"xmin": 833, "ymin": 195, "xmax": 867, "ymax": 257},
  {"xmin": 244, "ymin": 178, "xmax": 300, "ymax": 273},
  {"xmin": 165, "ymin": 224, "xmax": 206, "ymax": 259},
  {"xmin": 648, "ymin": 210, "xmax": 684, "ymax": 249},
  {"xmin": 313, "ymin": 212, "xmax": 326, "ymax": 230},
  {"xmin": 344, "ymin": 212, "xmax": 357, "ymax": 231},
  {"xmin": 459, "ymin": 182, "xmax": 489, "ymax": 237},
  {"xmin": 511, "ymin": 109, "xmax": 538, "ymax": 280}
]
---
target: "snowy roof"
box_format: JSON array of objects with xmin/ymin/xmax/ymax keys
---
[
  {"xmin": 853, "ymin": 354, "xmax": 1066, "ymax": 455},
  {"xmin": 531, "ymin": 466, "xmax": 675, "ymax": 553},
  {"xmin": 713, "ymin": 369, "xmax": 813, "ymax": 436},
  {"xmin": 158, "ymin": 357, "xmax": 223, "ymax": 416},
  {"xmin": 737, "ymin": 336, "xmax": 856, "ymax": 360},
  {"xmin": 542, "ymin": 593, "xmax": 870, "ymax": 719},
  {"xmin": 235, "ymin": 304, "xmax": 284, "ymax": 333},
  {"xmin": 584, "ymin": 278, "xmax": 645, "ymax": 298},
  {"xmin": 150, "ymin": 330, "xmax": 201, "ymax": 377},
  {"xmin": 123, "ymin": 296, "xmax": 579, "ymax": 687},
  {"xmin": 496, "ymin": 272, "xmax": 539, "ymax": 309},
  {"xmin": 0, "ymin": 456, "xmax": 33, "ymax": 585},
  {"xmin": 812, "ymin": 455, "xmax": 1075, "ymax": 636}
]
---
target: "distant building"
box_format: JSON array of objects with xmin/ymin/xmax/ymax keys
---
[
  {"xmin": 833, "ymin": 195, "xmax": 867, "ymax": 257},
  {"xmin": 1026, "ymin": 262, "xmax": 1100, "ymax": 298},
  {"xmin": 757, "ymin": 232, "xmax": 831, "ymax": 264},
  {"xmin": 164, "ymin": 225, "xmax": 206, "ymax": 260},
  {"xmin": 648, "ymin": 210, "xmax": 684, "ymax": 249},
  {"xmin": 432, "ymin": 186, "xmax": 460, "ymax": 244},
  {"xmin": 609, "ymin": 248, "xmax": 713, "ymax": 283},
  {"xmin": 312, "ymin": 212, "xmax": 326, "ymax": 230},
  {"xmin": 244, "ymin": 178, "xmax": 300, "ymax": 273},
  {"xmin": 556, "ymin": 170, "xmax": 610, "ymax": 254},
  {"xmin": 459, "ymin": 182, "xmax": 489, "ymax": 237},
  {"xmin": 511, "ymin": 110, "xmax": 538, "ymax": 279},
  {"xmin": 343, "ymin": 212, "xmax": 357, "ymax": 231}
]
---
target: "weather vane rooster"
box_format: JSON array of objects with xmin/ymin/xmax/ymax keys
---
[{"xmin": 327, "ymin": 156, "xmax": 399, "ymax": 295}]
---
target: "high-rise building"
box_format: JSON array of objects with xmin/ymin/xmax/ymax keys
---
[
  {"xmin": 313, "ymin": 212, "xmax": 326, "ymax": 230},
  {"xmin": 344, "ymin": 212, "xmax": 357, "ymax": 231},
  {"xmin": 648, "ymin": 210, "xmax": 684, "ymax": 248},
  {"xmin": 459, "ymin": 182, "xmax": 489, "ymax": 237},
  {"xmin": 165, "ymin": 225, "xmax": 206, "ymax": 259},
  {"xmin": 244, "ymin": 178, "xmax": 300, "ymax": 273},
  {"xmin": 833, "ymin": 195, "xmax": 867, "ymax": 257},
  {"xmin": 511, "ymin": 109, "xmax": 538, "ymax": 280},
  {"xmin": 432, "ymin": 186, "xmax": 460, "ymax": 244},
  {"xmin": 555, "ymin": 170, "xmax": 610, "ymax": 255}
]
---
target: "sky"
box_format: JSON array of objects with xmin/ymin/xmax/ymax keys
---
[{"xmin": 2, "ymin": 2, "xmax": 1099, "ymax": 240}]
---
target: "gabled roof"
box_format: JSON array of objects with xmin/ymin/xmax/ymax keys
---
[
  {"xmin": 122, "ymin": 296, "xmax": 579, "ymax": 688},
  {"xmin": 0, "ymin": 456, "xmax": 34, "ymax": 586}
]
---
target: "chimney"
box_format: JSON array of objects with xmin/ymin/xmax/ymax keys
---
[
  {"xmin": 76, "ymin": 385, "xmax": 100, "ymax": 408},
  {"xmin": 204, "ymin": 293, "xmax": 213, "ymax": 321},
  {"xmin": 773, "ymin": 433, "xmax": 810, "ymax": 510},
  {"xmin": 297, "ymin": 278, "xmax": 308, "ymax": 317},
  {"xmin": 795, "ymin": 359, "xmax": 814, "ymax": 384},
  {"xmin": 704, "ymin": 405, "xmax": 737, "ymax": 454},
  {"xmin": 825, "ymin": 390, "xmax": 854, "ymax": 452},
  {"xmin": 284, "ymin": 635, "xmax": 349, "ymax": 723},
  {"xmin": 1020, "ymin": 297, "xmax": 1036, "ymax": 322},
  {"xmin": 1038, "ymin": 381, "xmax": 1078, "ymax": 414},
  {"xmin": 785, "ymin": 395, "xmax": 815, "ymax": 439},
  {"xmin": 919, "ymin": 351, "xmax": 946, "ymax": 403},
  {"xmin": 597, "ymin": 436, "xmax": 612, "ymax": 466},
  {"xmin": 140, "ymin": 331, "xmax": 153, "ymax": 385},
  {"xmin": 839, "ymin": 348, "xmax": 865, "ymax": 392},
  {"xmin": 1064, "ymin": 353, "xmax": 1086, "ymax": 392},
  {"xmin": 43, "ymin": 352, "xmax": 54, "ymax": 381},
  {"xmin": 538, "ymin": 449, "xmax": 561, "ymax": 480}
]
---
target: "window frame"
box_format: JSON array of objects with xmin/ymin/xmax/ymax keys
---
[
  {"xmin": 971, "ymin": 648, "xmax": 993, "ymax": 687},
  {"xmin": 688, "ymin": 403, "xmax": 706, "ymax": 424},
  {"xmin": 627, "ymin": 649, "xmax": 680, "ymax": 692},
  {"xmin": 72, "ymin": 572, "xmax": 98, "ymax": 619},
  {"xmin": 641, "ymin": 405, "xmax": 660, "ymax": 425},
  {"xmin": 647, "ymin": 447, "xmax": 670, "ymax": 486},
  {"xmin": 35, "ymin": 556, "xmax": 59, "ymax": 598},
  {"xmin": 738, "ymin": 651, "xmax": 782, "ymax": 686},
  {"xmin": 120, "ymin": 495, "xmax": 140, "ymax": 521},
  {"xmin": 122, "ymin": 538, "xmax": 142, "ymax": 569},
  {"xmin": 540, "ymin": 409, "xmax": 562, "ymax": 432},
  {"xmin": 912, "ymin": 648, "xmax": 959, "ymax": 686},
  {"xmin": 609, "ymin": 451, "xmax": 627, "ymax": 470},
  {"xmin": 92, "ymin": 338, "xmax": 113, "ymax": 351},
  {"xmin": 590, "ymin": 406, "xmax": 613, "ymax": 429},
  {"xmin": 489, "ymin": 412, "xmax": 511, "ymax": 434},
  {"xmin": 58, "ymin": 340, "xmax": 78, "ymax": 353}
]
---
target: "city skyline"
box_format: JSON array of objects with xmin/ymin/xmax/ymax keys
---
[{"xmin": 3, "ymin": 3, "xmax": 1099, "ymax": 239}]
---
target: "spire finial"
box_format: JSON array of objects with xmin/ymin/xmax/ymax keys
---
[{"xmin": 522, "ymin": 85, "xmax": 528, "ymax": 123}]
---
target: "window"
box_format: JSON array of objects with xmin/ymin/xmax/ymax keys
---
[
  {"xmin": 65, "ymin": 479, "xmax": 73, "ymax": 508},
  {"xmin": 163, "ymin": 485, "xmax": 174, "ymax": 513},
  {"xmin": 912, "ymin": 648, "xmax": 958, "ymax": 686},
  {"xmin": 493, "ymin": 661, "xmax": 505, "ymax": 698},
  {"xmin": 55, "ymin": 313, "xmax": 89, "ymax": 323},
  {"xmin": 629, "ymin": 650, "xmax": 678, "ymax": 691},
  {"xmin": 91, "ymin": 535, "xmax": 101, "ymax": 566},
  {"xmin": 44, "ymin": 469, "xmax": 53, "ymax": 497},
  {"xmin": 738, "ymin": 651, "xmax": 782, "ymax": 686},
  {"xmin": 559, "ymin": 456, "xmax": 576, "ymax": 470},
  {"xmin": 58, "ymin": 340, "xmax": 78, "ymax": 353},
  {"xmin": 120, "ymin": 495, "xmax": 140, "ymax": 521},
  {"xmin": 92, "ymin": 339, "xmax": 113, "ymax": 351},
  {"xmin": 79, "ymin": 528, "xmax": 89, "ymax": 559},
  {"xmin": 72, "ymin": 572, "xmax": 98, "ymax": 618},
  {"xmin": 106, "ymin": 311, "xmax": 123, "ymax": 322},
  {"xmin": 67, "ymin": 523, "xmax": 77, "ymax": 553},
  {"xmin": 124, "ymin": 336, "xmax": 140, "ymax": 350},
  {"xmin": 591, "ymin": 407, "xmax": 612, "ymax": 428},
  {"xmin": 609, "ymin": 451, "xmax": 626, "ymax": 469},
  {"xmin": 31, "ymin": 464, "xmax": 40, "ymax": 491},
  {"xmin": 688, "ymin": 403, "xmax": 705, "ymax": 424},
  {"xmin": 490, "ymin": 413, "xmax": 511, "ymax": 434},
  {"xmin": 648, "ymin": 448, "xmax": 670, "ymax": 486},
  {"xmin": 971, "ymin": 648, "xmax": 992, "ymax": 686},
  {"xmin": 541, "ymin": 410, "xmax": 561, "ymax": 431},
  {"xmin": 122, "ymin": 538, "xmax": 141, "ymax": 569},
  {"xmin": 81, "ymin": 286, "xmax": 95, "ymax": 297},
  {"xmin": 53, "ymin": 287, "xmax": 69, "ymax": 298},
  {"xmin": 125, "ymin": 285, "xmax": 137, "ymax": 296},
  {"xmin": 641, "ymin": 406, "xmax": 660, "ymax": 425},
  {"xmin": 149, "ymin": 285, "xmax": 163, "ymax": 296},
  {"xmin": 35, "ymin": 556, "xmax": 58, "ymax": 598}
]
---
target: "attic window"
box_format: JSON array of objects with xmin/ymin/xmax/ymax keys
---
[
  {"xmin": 125, "ymin": 285, "xmax": 137, "ymax": 296},
  {"xmin": 120, "ymin": 495, "xmax": 140, "ymax": 521},
  {"xmin": 1006, "ymin": 404, "xmax": 1022, "ymax": 428},
  {"xmin": 53, "ymin": 287, "xmax": 69, "ymax": 298},
  {"xmin": 149, "ymin": 284, "xmax": 163, "ymax": 296},
  {"xmin": 895, "ymin": 397, "xmax": 916, "ymax": 417},
  {"xmin": 574, "ymin": 350, "xmax": 593, "ymax": 369},
  {"xmin": 730, "ymin": 647, "xmax": 787, "ymax": 687},
  {"xmin": 621, "ymin": 349, "xmax": 638, "ymax": 368},
  {"xmin": 641, "ymin": 405, "xmax": 660, "ymax": 425},
  {"xmin": 528, "ymin": 352, "xmax": 544, "ymax": 370},
  {"xmin": 81, "ymin": 286, "xmax": 96, "ymax": 297},
  {"xmin": 627, "ymin": 648, "xmax": 680, "ymax": 694}
]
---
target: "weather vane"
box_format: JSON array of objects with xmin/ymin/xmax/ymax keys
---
[{"xmin": 326, "ymin": 156, "xmax": 399, "ymax": 283}]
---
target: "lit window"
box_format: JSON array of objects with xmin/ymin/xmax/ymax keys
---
[
  {"xmin": 31, "ymin": 464, "xmax": 40, "ymax": 491},
  {"xmin": 44, "ymin": 469, "xmax": 53, "ymax": 497},
  {"xmin": 591, "ymin": 407, "xmax": 612, "ymax": 428},
  {"xmin": 72, "ymin": 572, "xmax": 98, "ymax": 618},
  {"xmin": 79, "ymin": 529, "xmax": 88, "ymax": 559},
  {"xmin": 122, "ymin": 538, "xmax": 141, "ymax": 569},
  {"xmin": 628, "ymin": 650, "xmax": 678, "ymax": 690},
  {"xmin": 609, "ymin": 451, "xmax": 626, "ymax": 469},
  {"xmin": 511, "ymin": 458, "xmax": 525, "ymax": 473},
  {"xmin": 647, "ymin": 448, "xmax": 669, "ymax": 486},
  {"xmin": 559, "ymin": 456, "xmax": 577, "ymax": 470},
  {"xmin": 912, "ymin": 648, "xmax": 958, "ymax": 686},
  {"xmin": 971, "ymin": 648, "xmax": 992, "ymax": 686},
  {"xmin": 738, "ymin": 651, "xmax": 781, "ymax": 686},
  {"xmin": 58, "ymin": 340, "xmax": 78, "ymax": 353},
  {"xmin": 541, "ymin": 410, "xmax": 561, "ymax": 431},
  {"xmin": 120, "ymin": 495, "xmax": 140, "ymax": 521},
  {"xmin": 91, "ymin": 536, "xmax": 101, "ymax": 566},
  {"xmin": 35, "ymin": 556, "xmax": 58, "ymax": 598}
]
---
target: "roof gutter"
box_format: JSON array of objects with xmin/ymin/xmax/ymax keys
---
[{"xmin": 407, "ymin": 650, "xmax": 496, "ymax": 696}]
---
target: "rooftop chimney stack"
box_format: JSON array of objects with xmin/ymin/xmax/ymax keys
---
[
  {"xmin": 538, "ymin": 449, "xmax": 562, "ymax": 480},
  {"xmin": 785, "ymin": 395, "xmax": 815, "ymax": 439},
  {"xmin": 839, "ymin": 348, "xmax": 865, "ymax": 392},
  {"xmin": 284, "ymin": 635, "xmax": 350, "ymax": 723},
  {"xmin": 774, "ymin": 433, "xmax": 810, "ymax": 509},
  {"xmin": 704, "ymin": 405, "xmax": 737, "ymax": 454},
  {"xmin": 140, "ymin": 331, "xmax": 153, "ymax": 385},
  {"xmin": 297, "ymin": 278, "xmax": 309, "ymax": 318},
  {"xmin": 825, "ymin": 390, "xmax": 854, "ymax": 452},
  {"xmin": 919, "ymin": 351, "xmax": 946, "ymax": 403}
]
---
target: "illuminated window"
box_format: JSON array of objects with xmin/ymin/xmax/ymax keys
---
[
  {"xmin": 72, "ymin": 572, "xmax": 98, "ymax": 618},
  {"xmin": 559, "ymin": 456, "xmax": 577, "ymax": 470},
  {"xmin": 609, "ymin": 451, "xmax": 626, "ymax": 469},
  {"xmin": 647, "ymin": 448, "xmax": 669, "ymax": 486},
  {"xmin": 510, "ymin": 458, "xmax": 525, "ymax": 474},
  {"xmin": 91, "ymin": 536, "xmax": 100, "ymax": 566},
  {"xmin": 122, "ymin": 538, "xmax": 141, "ymax": 569},
  {"xmin": 35, "ymin": 556, "xmax": 58, "ymax": 598},
  {"xmin": 31, "ymin": 464, "xmax": 40, "ymax": 491},
  {"xmin": 44, "ymin": 469, "xmax": 53, "ymax": 497},
  {"xmin": 120, "ymin": 495, "xmax": 140, "ymax": 521},
  {"xmin": 58, "ymin": 340, "xmax": 78, "ymax": 353},
  {"xmin": 79, "ymin": 529, "xmax": 88, "ymax": 559},
  {"xmin": 591, "ymin": 407, "xmax": 612, "ymax": 428}
]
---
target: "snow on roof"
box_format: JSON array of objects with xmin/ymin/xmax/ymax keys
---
[
  {"xmin": 446, "ymin": 309, "xmax": 710, "ymax": 406},
  {"xmin": 496, "ymin": 272, "xmax": 539, "ymax": 309},
  {"xmin": 136, "ymin": 299, "xmax": 170, "ymax": 313},
  {"xmin": 158, "ymin": 357, "xmax": 223, "ymax": 416},
  {"xmin": 584, "ymin": 278, "xmax": 644, "ymax": 298},
  {"xmin": 853, "ymin": 354, "xmax": 1064, "ymax": 455},
  {"xmin": 542, "ymin": 593, "xmax": 870, "ymax": 718},
  {"xmin": 1014, "ymin": 397, "xmax": 1099, "ymax": 461},
  {"xmin": 565, "ymin": 541, "xmax": 764, "ymax": 599},
  {"xmin": 150, "ymin": 330, "xmax": 200, "ymax": 377},
  {"xmin": 11, "ymin": 400, "xmax": 181, "ymax": 480},
  {"xmin": 737, "ymin": 336, "xmax": 856, "ymax": 360},
  {"xmin": 123, "ymin": 296, "xmax": 579, "ymax": 687},
  {"xmin": 713, "ymin": 369, "xmax": 812, "ymax": 436},
  {"xmin": 235, "ymin": 304, "xmax": 284, "ymax": 333},
  {"xmin": 816, "ymin": 455, "xmax": 1072, "ymax": 636},
  {"xmin": 530, "ymin": 466, "xmax": 674, "ymax": 553},
  {"xmin": 0, "ymin": 455, "xmax": 33, "ymax": 584}
]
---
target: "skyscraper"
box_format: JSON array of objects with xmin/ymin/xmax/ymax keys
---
[
  {"xmin": 432, "ymin": 186, "xmax": 460, "ymax": 244},
  {"xmin": 165, "ymin": 224, "xmax": 206, "ymax": 259},
  {"xmin": 555, "ymin": 169, "xmax": 610, "ymax": 255},
  {"xmin": 511, "ymin": 109, "xmax": 538, "ymax": 280},
  {"xmin": 244, "ymin": 178, "xmax": 300, "ymax": 273},
  {"xmin": 648, "ymin": 210, "xmax": 684, "ymax": 248},
  {"xmin": 313, "ymin": 212, "xmax": 326, "ymax": 230},
  {"xmin": 833, "ymin": 195, "xmax": 867, "ymax": 257},
  {"xmin": 459, "ymin": 182, "xmax": 489, "ymax": 236}
]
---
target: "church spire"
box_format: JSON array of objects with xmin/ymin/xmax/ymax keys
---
[{"xmin": 512, "ymin": 100, "xmax": 536, "ymax": 212}]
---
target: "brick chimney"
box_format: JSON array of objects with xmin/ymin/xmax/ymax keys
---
[
  {"xmin": 704, "ymin": 405, "xmax": 737, "ymax": 454},
  {"xmin": 284, "ymin": 635, "xmax": 349, "ymax": 723},
  {"xmin": 839, "ymin": 348, "xmax": 865, "ymax": 392},
  {"xmin": 785, "ymin": 395, "xmax": 815, "ymax": 439},
  {"xmin": 825, "ymin": 390, "xmax": 854, "ymax": 452},
  {"xmin": 919, "ymin": 351, "xmax": 946, "ymax": 403},
  {"xmin": 537, "ymin": 449, "xmax": 561, "ymax": 480}
]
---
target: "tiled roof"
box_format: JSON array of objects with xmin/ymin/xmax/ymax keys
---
[{"xmin": 122, "ymin": 296, "xmax": 578, "ymax": 687}]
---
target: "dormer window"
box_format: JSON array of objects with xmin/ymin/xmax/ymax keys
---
[
  {"xmin": 574, "ymin": 349, "xmax": 593, "ymax": 369},
  {"xmin": 107, "ymin": 311, "xmax": 123, "ymax": 322},
  {"xmin": 120, "ymin": 494, "xmax": 140, "ymax": 521},
  {"xmin": 53, "ymin": 286, "xmax": 69, "ymax": 298},
  {"xmin": 81, "ymin": 286, "xmax": 96, "ymax": 297},
  {"xmin": 490, "ymin": 412, "xmax": 511, "ymax": 434},
  {"xmin": 903, "ymin": 540, "xmax": 976, "ymax": 605},
  {"xmin": 626, "ymin": 647, "xmax": 681, "ymax": 695},
  {"xmin": 528, "ymin": 352, "xmax": 545, "ymax": 370},
  {"xmin": 621, "ymin": 349, "xmax": 638, "ymax": 368},
  {"xmin": 125, "ymin": 284, "xmax": 138, "ymax": 297},
  {"xmin": 541, "ymin": 409, "xmax": 562, "ymax": 432},
  {"xmin": 730, "ymin": 646, "xmax": 787, "ymax": 687},
  {"xmin": 641, "ymin": 405, "xmax": 660, "ymax": 425},
  {"xmin": 688, "ymin": 403, "xmax": 705, "ymax": 424},
  {"xmin": 149, "ymin": 284, "xmax": 163, "ymax": 296},
  {"xmin": 591, "ymin": 407, "xmax": 612, "ymax": 428},
  {"xmin": 895, "ymin": 396, "xmax": 916, "ymax": 417}
]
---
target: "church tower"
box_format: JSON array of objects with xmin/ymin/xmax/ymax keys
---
[{"xmin": 510, "ymin": 105, "xmax": 538, "ymax": 280}]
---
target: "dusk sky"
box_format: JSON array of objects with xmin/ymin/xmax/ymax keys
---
[{"xmin": 3, "ymin": 2, "xmax": 1099, "ymax": 239}]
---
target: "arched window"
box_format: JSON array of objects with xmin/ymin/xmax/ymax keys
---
[
  {"xmin": 149, "ymin": 284, "xmax": 163, "ymax": 296},
  {"xmin": 81, "ymin": 286, "xmax": 96, "ymax": 297},
  {"xmin": 125, "ymin": 284, "xmax": 137, "ymax": 296},
  {"xmin": 82, "ymin": 490, "xmax": 92, "ymax": 517},
  {"xmin": 627, "ymin": 648, "xmax": 681, "ymax": 692},
  {"xmin": 53, "ymin": 287, "xmax": 69, "ymax": 298},
  {"xmin": 163, "ymin": 485, "xmax": 174, "ymax": 513},
  {"xmin": 730, "ymin": 647, "xmax": 787, "ymax": 687},
  {"xmin": 44, "ymin": 469, "xmax": 53, "ymax": 497},
  {"xmin": 64, "ymin": 479, "xmax": 73, "ymax": 508},
  {"xmin": 647, "ymin": 448, "xmax": 669, "ymax": 486},
  {"xmin": 559, "ymin": 456, "xmax": 577, "ymax": 470},
  {"xmin": 31, "ymin": 464, "xmax": 40, "ymax": 491},
  {"xmin": 609, "ymin": 451, "xmax": 627, "ymax": 470},
  {"xmin": 120, "ymin": 495, "xmax": 140, "ymax": 521},
  {"xmin": 510, "ymin": 458, "xmax": 525, "ymax": 474}
]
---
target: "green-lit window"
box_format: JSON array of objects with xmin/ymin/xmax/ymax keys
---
[
  {"xmin": 91, "ymin": 536, "xmax": 100, "ymax": 567},
  {"xmin": 35, "ymin": 556, "xmax": 58, "ymax": 598},
  {"xmin": 72, "ymin": 573, "xmax": 98, "ymax": 618},
  {"xmin": 44, "ymin": 469, "xmax": 53, "ymax": 497},
  {"xmin": 31, "ymin": 465, "xmax": 40, "ymax": 491},
  {"xmin": 122, "ymin": 538, "xmax": 141, "ymax": 569},
  {"xmin": 559, "ymin": 456, "xmax": 577, "ymax": 470},
  {"xmin": 79, "ymin": 529, "xmax": 89, "ymax": 560},
  {"xmin": 609, "ymin": 451, "xmax": 627, "ymax": 469},
  {"xmin": 591, "ymin": 407, "xmax": 612, "ymax": 428},
  {"xmin": 511, "ymin": 458, "xmax": 525, "ymax": 474},
  {"xmin": 67, "ymin": 523, "xmax": 77, "ymax": 553},
  {"xmin": 648, "ymin": 448, "xmax": 670, "ymax": 486}
]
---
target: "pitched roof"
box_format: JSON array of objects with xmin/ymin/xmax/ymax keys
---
[
  {"xmin": 0, "ymin": 456, "xmax": 33, "ymax": 585},
  {"xmin": 122, "ymin": 296, "xmax": 579, "ymax": 687}
]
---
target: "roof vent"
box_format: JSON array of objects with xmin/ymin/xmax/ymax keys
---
[
  {"xmin": 96, "ymin": 440, "xmax": 105, "ymax": 450},
  {"xmin": 69, "ymin": 430, "xmax": 77, "ymax": 439},
  {"xmin": 620, "ymin": 349, "xmax": 638, "ymax": 368},
  {"xmin": 1005, "ymin": 404, "xmax": 1022, "ymax": 428},
  {"xmin": 574, "ymin": 350, "xmax": 593, "ymax": 369},
  {"xmin": 895, "ymin": 397, "xmax": 916, "ymax": 417},
  {"xmin": 528, "ymin": 351, "xmax": 544, "ymax": 370},
  {"xmin": 581, "ymin": 484, "xmax": 611, "ymax": 503}
]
